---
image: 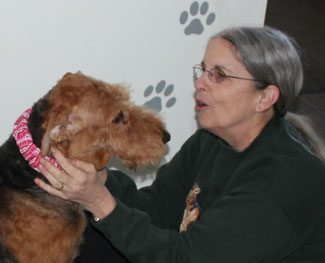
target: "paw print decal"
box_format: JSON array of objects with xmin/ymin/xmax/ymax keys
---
[
  {"xmin": 180, "ymin": 1, "xmax": 216, "ymax": 35},
  {"xmin": 143, "ymin": 80, "xmax": 176, "ymax": 113}
]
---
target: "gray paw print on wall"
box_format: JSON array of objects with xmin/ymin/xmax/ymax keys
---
[
  {"xmin": 143, "ymin": 80, "xmax": 176, "ymax": 113},
  {"xmin": 180, "ymin": 1, "xmax": 216, "ymax": 35}
]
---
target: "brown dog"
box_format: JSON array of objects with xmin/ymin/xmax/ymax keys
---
[{"xmin": 0, "ymin": 72, "xmax": 170, "ymax": 262}]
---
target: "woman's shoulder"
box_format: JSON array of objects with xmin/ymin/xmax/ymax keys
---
[
  {"xmin": 239, "ymin": 120, "xmax": 325, "ymax": 195},
  {"xmin": 251, "ymin": 126, "xmax": 325, "ymax": 201},
  {"xmin": 271, "ymin": 119, "xmax": 324, "ymax": 173}
]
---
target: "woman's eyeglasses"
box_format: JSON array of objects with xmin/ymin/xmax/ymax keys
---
[{"xmin": 193, "ymin": 64, "xmax": 259, "ymax": 84}]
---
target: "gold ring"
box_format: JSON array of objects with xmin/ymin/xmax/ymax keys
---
[{"xmin": 56, "ymin": 182, "xmax": 64, "ymax": 191}]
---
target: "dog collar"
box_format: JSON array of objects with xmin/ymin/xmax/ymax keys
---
[{"xmin": 12, "ymin": 108, "xmax": 60, "ymax": 172}]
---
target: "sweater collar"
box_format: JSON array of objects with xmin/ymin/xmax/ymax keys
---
[{"xmin": 218, "ymin": 117, "xmax": 282, "ymax": 156}]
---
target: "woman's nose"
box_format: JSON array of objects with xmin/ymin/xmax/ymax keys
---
[{"xmin": 194, "ymin": 76, "xmax": 207, "ymax": 91}]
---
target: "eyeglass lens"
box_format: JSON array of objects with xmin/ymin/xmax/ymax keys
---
[{"xmin": 194, "ymin": 66, "xmax": 225, "ymax": 83}]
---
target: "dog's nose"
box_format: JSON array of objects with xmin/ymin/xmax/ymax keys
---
[{"xmin": 162, "ymin": 130, "xmax": 171, "ymax": 144}]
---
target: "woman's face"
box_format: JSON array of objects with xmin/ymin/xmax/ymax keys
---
[{"xmin": 195, "ymin": 37, "xmax": 262, "ymax": 136}]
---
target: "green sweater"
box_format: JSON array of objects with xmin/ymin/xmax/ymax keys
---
[{"xmin": 93, "ymin": 118, "xmax": 325, "ymax": 262}]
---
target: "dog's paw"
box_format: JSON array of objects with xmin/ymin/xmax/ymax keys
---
[
  {"xmin": 143, "ymin": 80, "xmax": 176, "ymax": 113},
  {"xmin": 179, "ymin": 1, "xmax": 216, "ymax": 35}
]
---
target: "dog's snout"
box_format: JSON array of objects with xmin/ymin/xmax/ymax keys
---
[{"xmin": 162, "ymin": 130, "xmax": 171, "ymax": 144}]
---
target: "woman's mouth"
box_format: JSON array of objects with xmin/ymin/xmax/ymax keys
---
[{"xmin": 195, "ymin": 99, "xmax": 209, "ymax": 110}]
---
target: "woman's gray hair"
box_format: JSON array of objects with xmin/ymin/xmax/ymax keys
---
[
  {"xmin": 213, "ymin": 26, "xmax": 303, "ymax": 117},
  {"xmin": 213, "ymin": 26, "xmax": 324, "ymax": 160}
]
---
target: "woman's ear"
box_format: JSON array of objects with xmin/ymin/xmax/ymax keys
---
[{"xmin": 255, "ymin": 85, "xmax": 280, "ymax": 112}]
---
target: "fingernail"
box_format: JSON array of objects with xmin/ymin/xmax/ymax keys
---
[{"xmin": 34, "ymin": 178, "xmax": 41, "ymax": 185}]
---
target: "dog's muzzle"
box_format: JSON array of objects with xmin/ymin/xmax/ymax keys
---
[{"xmin": 162, "ymin": 130, "xmax": 171, "ymax": 144}]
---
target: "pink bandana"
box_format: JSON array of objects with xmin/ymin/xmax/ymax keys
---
[{"xmin": 12, "ymin": 108, "xmax": 60, "ymax": 172}]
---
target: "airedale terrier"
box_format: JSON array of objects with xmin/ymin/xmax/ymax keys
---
[{"xmin": 0, "ymin": 72, "xmax": 170, "ymax": 263}]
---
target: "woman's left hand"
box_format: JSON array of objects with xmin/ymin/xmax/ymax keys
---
[{"xmin": 35, "ymin": 147, "xmax": 116, "ymax": 219}]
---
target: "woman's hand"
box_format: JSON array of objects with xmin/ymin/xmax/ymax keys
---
[{"xmin": 34, "ymin": 147, "xmax": 116, "ymax": 220}]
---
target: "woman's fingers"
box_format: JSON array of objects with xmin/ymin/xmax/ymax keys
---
[
  {"xmin": 50, "ymin": 147, "xmax": 81, "ymax": 177},
  {"xmin": 49, "ymin": 147, "xmax": 97, "ymax": 177},
  {"xmin": 35, "ymin": 153, "xmax": 71, "ymax": 198},
  {"xmin": 34, "ymin": 177, "xmax": 66, "ymax": 199},
  {"xmin": 39, "ymin": 157, "xmax": 67, "ymax": 185},
  {"xmin": 71, "ymin": 158, "xmax": 97, "ymax": 173}
]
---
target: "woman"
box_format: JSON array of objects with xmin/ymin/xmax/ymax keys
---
[{"xmin": 36, "ymin": 26, "xmax": 325, "ymax": 262}]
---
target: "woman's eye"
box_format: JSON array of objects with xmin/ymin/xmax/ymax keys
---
[{"xmin": 214, "ymin": 71, "xmax": 226, "ymax": 82}]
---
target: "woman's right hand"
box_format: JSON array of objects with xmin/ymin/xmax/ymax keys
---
[{"xmin": 35, "ymin": 147, "xmax": 116, "ymax": 220}]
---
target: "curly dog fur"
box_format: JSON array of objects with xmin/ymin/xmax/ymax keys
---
[{"xmin": 0, "ymin": 72, "xmax": 169, "ymax": 263}]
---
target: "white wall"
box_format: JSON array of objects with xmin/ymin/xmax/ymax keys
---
[{"xmin": 0, "ymin": 0, "xmax": 267, "ymax": 186}]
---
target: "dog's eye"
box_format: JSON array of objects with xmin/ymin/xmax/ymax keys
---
[{"xmin": 112, "ymin": 111, "xmax": 125, "ymax": 124}]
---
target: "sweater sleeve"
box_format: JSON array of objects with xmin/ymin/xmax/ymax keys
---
[
  {"xmin": 105, "ymin": 130, "xmax": 203, "ymax": 229},
  {"xmin": 92, "ymin": 189, "xmax": 297, "ymax": 263}
]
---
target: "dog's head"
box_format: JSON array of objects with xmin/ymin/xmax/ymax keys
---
[{"xmin": 39, "ymin": 72, "xmax": 169, "ymax": 170}]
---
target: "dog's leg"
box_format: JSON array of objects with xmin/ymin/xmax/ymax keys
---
[{"xmin": 1, "ymin": 191, "xmax": 86, "ymax": 263}]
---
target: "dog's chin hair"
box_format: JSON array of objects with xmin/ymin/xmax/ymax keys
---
[
  {"xmin": 123, "ymin": 159, "xmax": 161, "ymax": 171},
  {"xmin": 123, "ymin": 161, "xmax": 138, "ymax": 171}
]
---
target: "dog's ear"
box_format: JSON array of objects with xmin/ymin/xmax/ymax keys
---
[
  {"xmin": 62, "ymin": 72, "xmax": 73, "ymax": 78},
  {"xmin": 41, "ymin": 113, "xmax": 82, "ymax": 156}
]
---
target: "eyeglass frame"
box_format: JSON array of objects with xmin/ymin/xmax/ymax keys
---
[{"xmin": 193, "ymin": 64, "xmax": 260, "ymax": 84}]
